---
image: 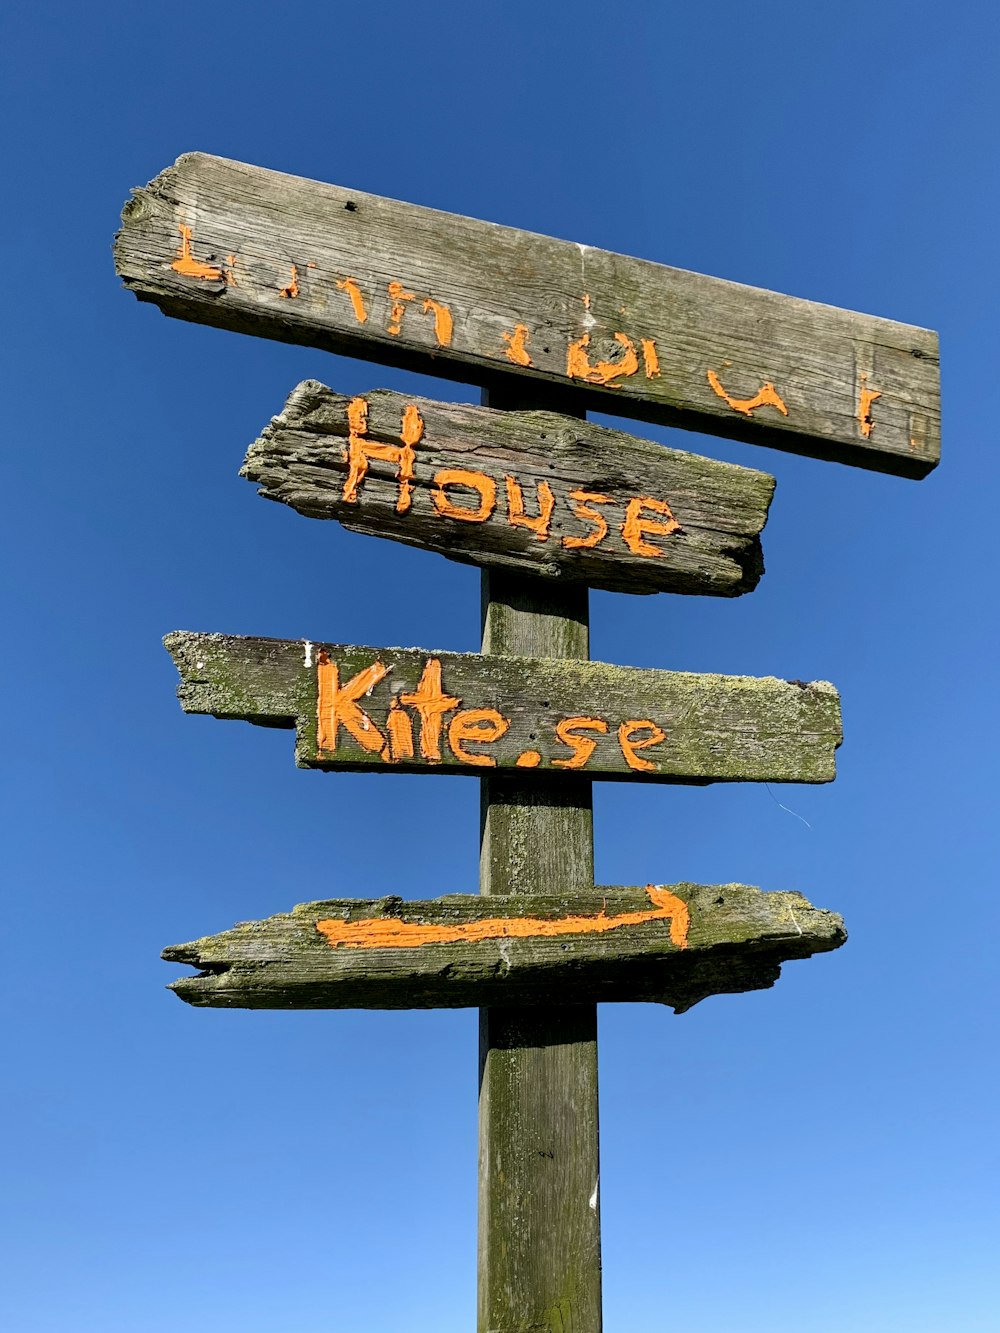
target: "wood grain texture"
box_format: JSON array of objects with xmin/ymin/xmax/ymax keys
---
[
  {"xmin": 163, "ymin": 631, "xmax": 842, "ymax": 785},
  {"xmin": 243, "ymin": 381, "xmax": 775, "ymax": 596},
  {"xmin": 115, "ymin": 152, "xmax": 940, "ymax": 477},
  {"xmin": 166, "ymin": 629, "xmax": 848, "ymax": 783},
  {"xmin": 162, "ymin": 884, "xmax": 846, "ymax": 1013}
]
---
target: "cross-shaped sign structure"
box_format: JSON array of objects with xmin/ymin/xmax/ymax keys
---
[{"xmin": 115, "ymin": 152, "xmax": 939, "ymax": 1333}]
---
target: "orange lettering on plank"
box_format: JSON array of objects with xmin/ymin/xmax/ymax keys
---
[
  {"xmin": 170, "ymin": 223, "xmax": 223, "ymax": 281},
  {"xmin": 707, "ymin": 369, "xmax": 788, "ymax": 418},
  {"xmin": 432, "ymin": 468, "xmax": 497, "ymax": 522},
  {"xmin": 502, "ymin": 323, "xmax": 532, "ymax": 366},
  {"xmin": 421, "ymin": 298, "xmax": 454, "ymax": 346},
  {"xmin": 279, "ymin": 264, "xmax": 300, "ymax": 298},
  {"xmin": 552, "ymin": 717, "xmax": 609, "ymax": 770},
  {"xmin": 316, "ymin": 884, "xmax": 690, "ymax": 951},
  {"xmin": 505, "ymin": 477, "xmax": 555, "ymax": 540},
  {"xmin": 224, "ymin": 255, "xmax": 238, "ymax": 286},
  {"xmin": 621, "ymin": 496, "xmax": 681, "ymax": 556},
  {"xmin": 567, "ymin": 331, "xmax": 640, "ymax": 387},
  {"xmin": 387, "ymin": 281, "xmax": 415, "ymax": 335},
  {"xmin": 448, "ymin": 708, "xmax": 510, "ymax": 767},
  {"xmin": 346, "ymin": 395, "xmax": 368, "ymax": 437},
  {"xmin": 400, "ymin": 658, "xmax": 460, "ymax": 762},
  {"xmin": 562, "ymin": 491, "xmax": 614, "ymax": 550},
  {"xmin": 384, "ymin": 696, "xmax": 415, "ymax": 763},
  {"xmin": 516, "ymin": 750, "xmax": 542, "ymax": 768},
  {"xmin": 336, "ymin": 276, "xmax": 368, "ymax": 324},
  {"xmin": 857, "ymin": 372, "xmax": 881, "ymax": 439},
  {"xmin": 341, "ymin": 397, "xmax": 417, "ymax": 514},
  {"xmin": 641, "ymin": 338, "xmax": 661, "ymax": 378},
  {"xmin": 316, "ymin": 651, "xmax": 388, "ymax": 755},
  {"xmin": 400, "ymin": 403, "xmax": 424, "ymax": 448},
  {"xmin": 618, "ymin": 720, "xmax": 666, "ymax": 772}
]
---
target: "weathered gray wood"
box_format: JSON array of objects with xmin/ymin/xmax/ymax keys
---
[
  {"xmin": 164, "ymin": 630, "xmax": 842, "ymax": 784},
  {"xmin": 162, "ymin": 883, "xmax": 846, "ymax": 1012},
  {"xmin": 115, "ymin": 152, "xmax": 940, "ymax": 477},
  {"xmin": 243, "ymin": 381, "xmax": 776, "ymax": 596}
]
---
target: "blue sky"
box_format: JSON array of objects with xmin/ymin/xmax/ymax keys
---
[{"xmin": 2, "ymin": 3, "xmax": 997, "ymax": 1330}]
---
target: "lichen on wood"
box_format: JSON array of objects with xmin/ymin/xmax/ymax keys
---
[
  {"xmin": 163, "ymin": 631, "xmax": 843, "ymax": 785},
  {"xmin": 163, "ymin": 882, "xmax": 846, "ymax": 1012}
]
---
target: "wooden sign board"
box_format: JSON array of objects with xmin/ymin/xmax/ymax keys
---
[
  {"xmin": 163, "ymin": 882, "xmax": 845, "ymax": 1012},
  {"xmin": 166, "ymin": 631, "xmax": 841, "ymax": 784},
  {"xmin": 115, "ymin": 152, "xmax": 940, "ymax": 477},
  {"xmin": 245, "ymin": 382, "xmax": 775, "ymax": 597}
]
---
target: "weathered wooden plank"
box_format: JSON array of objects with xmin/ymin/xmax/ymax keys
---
[
  {"xmin": 162, "ymin": 884, "xmax": 846, "ymax": 1013},
  {"xmin": 164, "ymin": 631, "xmax": 842, "ymax": 784},
  {"xmin": 115, "ymin": 152, "xmax": 940, "ymax": 477},
  {"xmin": 243, "ymin": 381, "xmax": 776, "ymax": 596}
]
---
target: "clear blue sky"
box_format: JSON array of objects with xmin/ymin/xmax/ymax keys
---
[{"xmin": 2, "ymin": 3, "xmax": 997, "ymax": 1330}]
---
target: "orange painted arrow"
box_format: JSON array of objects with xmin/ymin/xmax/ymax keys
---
[{"xmin": 315, "ymin": 885, "xmax": 689, "ymax": 951}]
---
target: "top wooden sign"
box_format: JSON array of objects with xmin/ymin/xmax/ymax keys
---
[{"xmin": 115, "ymin": 153, "xmax": 940, "ymax": 479}]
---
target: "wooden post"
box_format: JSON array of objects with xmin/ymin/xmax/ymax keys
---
[{"xmin": 478, "ymin": 383, "xmax": 601, "ymax": 1332}]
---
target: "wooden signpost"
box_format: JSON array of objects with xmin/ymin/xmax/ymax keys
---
[{"xmin": 115, "ymin": 153, "xmax": 941, "ymax": 1333}]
